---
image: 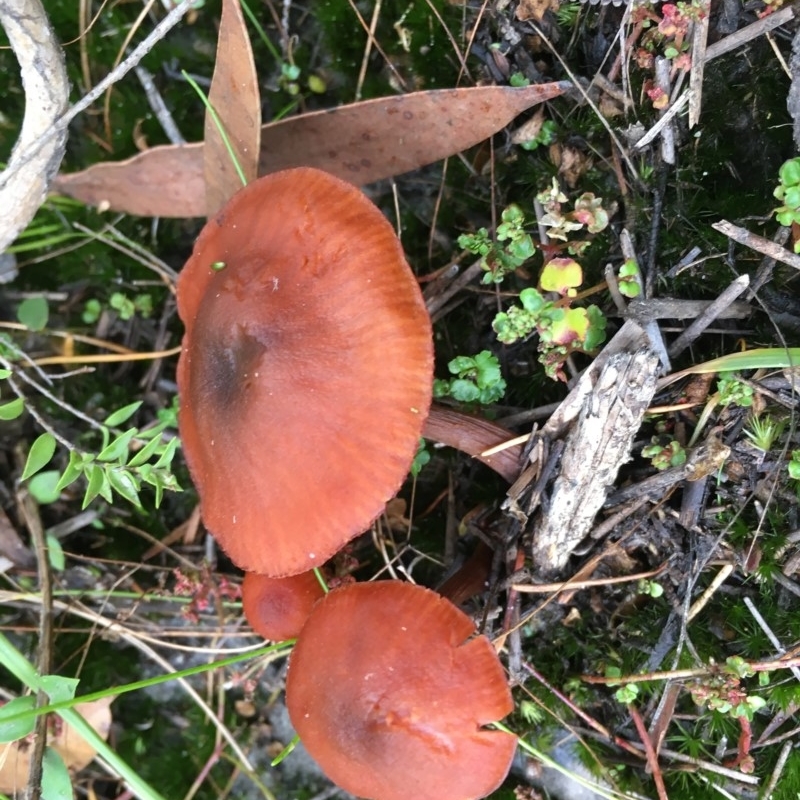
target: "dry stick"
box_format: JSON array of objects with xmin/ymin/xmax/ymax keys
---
[
  {"xmin": 19, "ymin": 488, "xmax": 54, "ymax": 800},
  {"xmin": 713, "ymin": 219, "xmax": 800, "ymax": 272},
  {"xmin": 705, "ymin": 5, "xmax": 796, "ymax": 62},
  {"xmin": 654, "ymin": 57, "xmax": 675, "ymax": 165},
  {"xmin": 0, "ymin": 0, "xmax": 69, "ymax": 252},
  {"xmin": 634, "ymin": 91, "xmax": 690, "ymax": 151},
  {"xmin": 667, "ymin": 273, "xmax": 750, "ymax": 359},
  {"xmin": 135, "ymin": 65, "xmax": 186, "ymax": 145},
  {"xmin": 743, "ymin": 596, "xmax": 800, "ymax": 681},
  {"xmin": 761, "ymin": 741, "xmax": 793, "ymax": 799},
  {"xmin": 688, "ymin": 0, "xmax": 711, "ymax": 128}
]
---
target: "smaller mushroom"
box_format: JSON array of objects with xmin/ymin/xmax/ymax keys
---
[
  {"xmin": 285, "ymin": 580, "xmax": 516, "ymax": 800},
  {"xmin": 241, "ymin": 569, "xmax": 326, "ymax": 642}
]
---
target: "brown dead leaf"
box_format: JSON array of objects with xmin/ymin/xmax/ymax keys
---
[
  {"xmin": 204, "ymin": 0, "xmax": 261, "ymax": 216},
  {"xmin": 52, "ymin": 83, "xmax": 569, "ymax": 218},
  {"xmin": 0, "ymin": 506, "xmax": 34, "ymax": 570},
  {"xmin": 516, "ymin": 0, "xmax": 559, "ymax": 21},
  {"xmin": 557, "ymin": 145, "xmax": 593, "ymax": 188},
  {"xmin": 510, "ymin": 106, "xmax": 545, "ymax": 146},
  {"xmin": 0, "ymin": 698, "xmax": 113, "ymax": 792}
]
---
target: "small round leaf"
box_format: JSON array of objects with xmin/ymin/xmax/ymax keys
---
[
  {"xmin": 17, "ymin": 296, "xmax": 49, "ymax": 332},
  {"xmin": 22, "ymin": 432, "xmax": 57, "ymax": 480}
]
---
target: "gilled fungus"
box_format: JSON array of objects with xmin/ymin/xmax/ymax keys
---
[
  {"xmin": 285, "ymin": 580, "xmax": 517, "ymax": 800},
  {"xmin": 177, "ymin": 168, "xmax": 433, "ymax": 576}
]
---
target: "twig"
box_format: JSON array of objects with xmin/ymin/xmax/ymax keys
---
[
  {"xmin": 760, "ymin": 740, "xmax": 793, "ymax": 799},
  {"xmin": 627, "ymin": 703, "xmax": 669, "ymax": 800},
  {"xmin": 704, "ymin": 5, "xmax": 795, "ymax": 63},
  {"xmin": 0, "ymin": 0, "xmax": 195, "ymax": 222},
  {"xmin": 743, "ymin": 595, "xmax": 800, "ymax": 681},
  {"xmin": 509, "ymin": 563, "xmax": 667, "ymax": 593},
  {"xmin": 667, "ymin": 274, "xmax": 750, "ymax": 359},
  {"xmin": 634, "ymin": 91, "xmax": 690, "ymax": 151},
  {"xmin": 19, "ymin": 483, "xmax": 54, "ymax": 800},
  {"xmin": 712, "ymin": 219, "xmax": 800, "ymax": 272},
  {"xmin": 688, "ymin": 0, "xmax": 711, "ymax": 127},
  {"xmin": 135, "ymin": 65, "xmax": 186, "ymax": 145}
]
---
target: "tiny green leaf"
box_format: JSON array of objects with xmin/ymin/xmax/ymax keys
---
[
  {"xmin": 55, "ymin": 450, "xmax": 85, "ymax": 493},
  {"xmin": 39, "ymin": 675, "xmax": 79, "ymax": 703},
  {"xmin": 21, "ymin": 432, "xmax": 57, "ymax": 480},
  {"xmin": 0, "ymin": 369, "xmax": 11, "ymax": 379},
  {"xmin": 17, "ymin": 296, "xmax": 49, "ymax": 331},
  {"xmin": 27, "ymin": 471, "xmax": 62, "ymax": 505},
  {"xmin": 96, "ymin": 428, "xmax": 139, "ymax": 463},
  {"xmin": 108, "ymin": 468, "xmax": 142, "ymax": 508},
  {"xmin": 83, "ymin": 464, "xmax": 107, "ymax": 508},
  {"xmin": 127, "ymin": 433, "xmax": 166, "ymax": 468},
  {"xmin": 0, "ymin": 695, "xmax": 36, "ymax": 742},
  {"xmin": 46, "ymin": 534, "xmax": 65, "ymax": 572},
  {"xmin": 0, "ymin": 398, "xmax": 24, "ymax": 420},
  {"xmin": 153, "ymin": 437, "xmax": 179, "ymax": 469},
  {"xmin": 104, "ymin": 401, "xmax": 143, "ymax": 428},
  {"xmin": 41, "ymin": 746, "xmax": 72, "ymax": 800}
]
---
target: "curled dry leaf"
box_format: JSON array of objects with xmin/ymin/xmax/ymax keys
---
[
  {"xmin": 0, "ymin": 698, "xmax": 113, "ymax": 792},
  {"xmin": 52, "ymin": 83, "xmax": 570, "ymax": 218},
  {"xmin": 423, "ymin": 405, "xmax": 524, "ymax": 483},
  {"xmin": 204, "ymin": 0, "xmax": 261, "ymax": 215}
]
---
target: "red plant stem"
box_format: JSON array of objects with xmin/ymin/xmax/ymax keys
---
[
  {"xmin": 726, "ymin": 716, "xmax": 753, "ymax": 770},
  {"xmin": 522, "ymin": 661, "xmax": 648, "ymax": 761},
  {"xmin": 628, "ymin": 703, "xmax": 669, "ymax": 800}
]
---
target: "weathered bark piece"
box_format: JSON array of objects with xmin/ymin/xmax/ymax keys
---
[
  {"xmin": 531, "ymin": 347, "xmax": 661, "ymax": 574},
  {"xmin": 0, "ymin": 0, "xmax": 69, "ymax": 252}
]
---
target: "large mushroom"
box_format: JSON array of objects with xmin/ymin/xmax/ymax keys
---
[
  {"xmin": 285, "ymin": 581, "xmax": 517, "ymax": 800},
  {"xmin": 177, "ymin": 168, "xmax": 433, "ymax": 577}
]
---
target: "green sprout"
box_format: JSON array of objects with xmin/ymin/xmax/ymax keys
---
[
  {"xmin": 743, "ymin": 414, "xmax": 786, "ymax": 453},
  {"xmin": 774, "ymin": 157, "xmax": 800, "ymax": 250},
  {"xmin": 458, "ymin": 204, "xmax": 536, "ymax": 285},
  {"xmin": 788, "ymin": 451, "xmax": 800, "ymax": 481},
  {"xmin": 433, "ymin": 351, "xmax": 507, "ymax": 405},
  {"xmin": 519, "ymin": 119, "xmax": 558, "ymax": 151},
  {"xmin": 642, "ymin": 437, "xmax": 686, "ymax": 470},
  {"xmin": 717, "ymin": 373, "xmax": 754, "ymax": 408},
  {"xmin": 618, "ymin": 259, "xmax": 643, "ymax": 298}
]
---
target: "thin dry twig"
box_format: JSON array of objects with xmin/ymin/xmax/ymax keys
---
[
  {"xmin": 713, "ymin": 219, "xmax": 800, "ymax": 272},
  {"xmin": 667, "ymin": 274, "xmax": 750, "ymax": 359}
]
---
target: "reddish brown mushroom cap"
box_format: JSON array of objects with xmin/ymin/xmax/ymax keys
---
[
  {"xmin": 285, "ymin": 581, "xmax": 516, "ymax": 800},
  {"xmin": 241, "ymin": 569, "xmax": 325, "ymax": 642},
  {"xmin": 176, "ymin": 168, "xmax": 433, "ymax": 576}
]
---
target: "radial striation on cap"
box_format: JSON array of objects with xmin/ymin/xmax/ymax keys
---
[
  {"xmin": 285, "ymin": 581, "xmax": 517, "ymax": 800},
  {"xmin": 177, "ymin": 168, "xmax": 433, "ymax": 576}
]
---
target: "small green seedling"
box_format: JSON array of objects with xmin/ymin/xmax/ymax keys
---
[
  {"xmin": 774, "ymin": 157, "xmax": 800, "ymax": 250},
  {"xmin": 642, "ymin": 437, "xmax": 686, "ymax": 470},
  {"xmin": 458, "ymin": 204, "xmax": 536, "ymax": 284},
  {"xmin": 433, "ymin": 351, "xmax": 507, "ymax": 405},
  {"xmin": 717, "ymin": 373, "xmax": 754, "ymax": 408},
  {"xmin": 618, "ymin": 259, "xmax": 642, "ymax": 298},
  {"xmin": 788, "ymin": 451, "xmax": 800, "ymax": 480},
  {"xmin": 743, "ymin": 414, "xmax": 785, "ymax": 453}
]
